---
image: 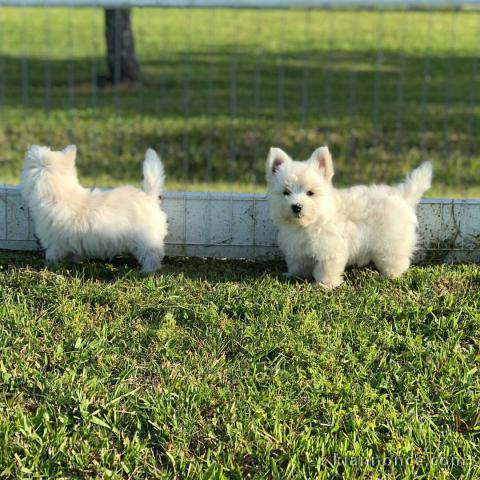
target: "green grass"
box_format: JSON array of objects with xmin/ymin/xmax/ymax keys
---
[
  {"xmin": 0, "ymin": 7, "xmax": 479, "ymax": 196},
  {"xmin": 0, "ymin": 252, "xmax": 479, "ymax": 478}
]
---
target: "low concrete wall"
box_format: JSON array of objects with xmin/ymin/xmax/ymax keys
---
[{"xmin": 1, "ymin": 185, "xmax": 479, "ymax": 262}]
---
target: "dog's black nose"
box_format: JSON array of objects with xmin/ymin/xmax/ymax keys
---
[{"xmin": 291, "ymin": 204, "xmax": 302, "ymax": 214}]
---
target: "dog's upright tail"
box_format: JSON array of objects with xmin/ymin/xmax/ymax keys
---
[
  {"xmin": 143, "ymin": 148, "xmax": 165, "ymax": 198},
  {"xmin": 397, "ymin": 161, "xmax": 433, "ymax": 206}
]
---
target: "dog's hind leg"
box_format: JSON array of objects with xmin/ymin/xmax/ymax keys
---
[
  {"xmin": 374, "ymin": 255, "xmax": 410, "ymax": 279},
  {"xmin": 45, "ymin": 245, "xmax": 69, "ymax": 266},
  {"xmin": 137, "ymin": 247, "xmax": 164, "ymax": 273},
  {"xmin": 373, "ymin": 236, "xmax": 414, "ymax": 279}
]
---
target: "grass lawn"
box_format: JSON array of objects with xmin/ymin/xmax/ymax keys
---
[
  {"xmin": 0, "ymin": 7, "xmax": 479, "ymax": 196},
  {"xmin": 0, "ymin": 251, "xmax": 479, "ymax": 478}
]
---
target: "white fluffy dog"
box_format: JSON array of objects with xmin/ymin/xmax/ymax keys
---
[
  {"xmin": 266, "ymin": 146, "xmax": 432, "ymax": 289},
  {"xmin": 21, "ymin": 145, "xmax": 168, "ymax": 272}
]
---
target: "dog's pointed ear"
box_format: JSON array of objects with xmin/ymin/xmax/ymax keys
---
[
  {"xmin": 310, "ymin": 146, "xmax": 334, "ymax": 181},
  {"xmin": 266, "ymin": 147, "xmax": 290, "ymax": 177},
  {"xmin": 62, "ymin": 144, "xmax": 77, "ymax": 162}
]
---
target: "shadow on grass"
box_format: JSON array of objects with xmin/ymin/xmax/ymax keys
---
[
  {"xmin": 4, "ymin": 249, "xmax": 463, "ymax": 287},
  {"xmin": 0, "ymin": 250, "xmax": 284, "ymax": 283},
  {"xmin": 1, "ymin": 50, "xmax": 479, "ymax": 121}
]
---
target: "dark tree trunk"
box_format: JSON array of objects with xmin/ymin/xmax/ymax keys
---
[{"xmin": 103, "ymin": 8, "xmax": 141, "ymax": 85}]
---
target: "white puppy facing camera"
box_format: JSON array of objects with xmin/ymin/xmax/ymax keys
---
[{"xmin": 266, "ymin": 146, "xmax": 432, "ymax": 289}]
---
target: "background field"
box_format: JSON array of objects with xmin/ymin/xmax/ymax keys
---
[
  {"xmin": 0, "ymin": 7, "xmax": 479, "ymax": 196},
  {"xmin": 0, "ymin": 252, "xmax": 479, "ymax": 478}
]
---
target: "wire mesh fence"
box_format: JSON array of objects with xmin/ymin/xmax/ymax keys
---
[{"xmin": 0, "ymin": 1, "xmax": 479, "ymax": 197}]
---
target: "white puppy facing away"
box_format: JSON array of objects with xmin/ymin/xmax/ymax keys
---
[
  {"xmin": 266, "ymin": 146, "xmax": 432, "ymax": 289},
  {"xmin": 21, "ymin": 145, "xmax": 168, "ymax": 272}
]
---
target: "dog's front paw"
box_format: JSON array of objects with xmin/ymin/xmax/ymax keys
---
[
  {"xmin": 141, "ymin": 264, "xmax": 163, "ymax": 274},
  {"xmin": 316, "ymin": 277, "xmax": 343, "ymax": 290}
]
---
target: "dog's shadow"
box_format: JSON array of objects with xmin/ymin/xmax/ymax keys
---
[
  {"xmin": 0, "ymin": 251, "xmax": 286, "ymax": 284},
  {"xmin": 1, "ymin": 250, "xmax": 392, "ymax": 288}
]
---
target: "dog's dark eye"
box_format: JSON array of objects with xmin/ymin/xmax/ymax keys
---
[
  {"xmin": 306, "ymin": 190, "xmax": 314, "ymax": 197},
  {"xmin": 158, "ymin": 195, "xmax": 162, "ymax": 200},
  {"xmin": 283, "ymin": 189, "xmax": 291, "ymax": 196}
]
